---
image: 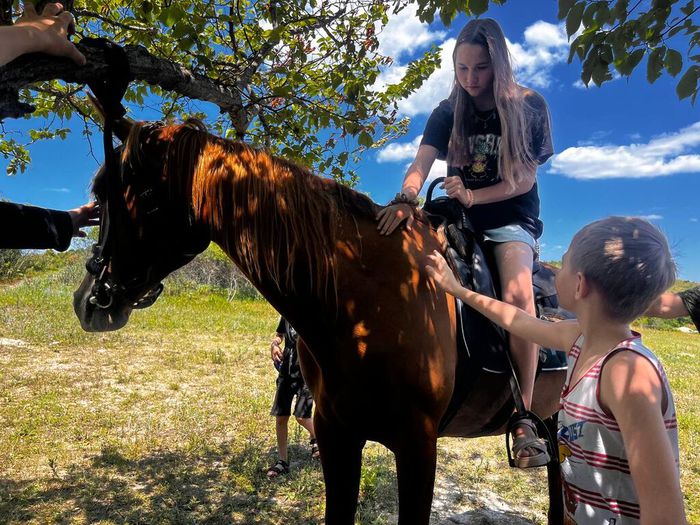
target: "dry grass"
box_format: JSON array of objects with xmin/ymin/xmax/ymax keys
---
[{"xmin": 1, "ymin": 269, "xmax": 699, "ymax": 524}]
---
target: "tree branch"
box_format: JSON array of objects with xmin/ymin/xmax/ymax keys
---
[{"xmin": 0, "ymin": 43, "xmax": 244, "ymax": 121}]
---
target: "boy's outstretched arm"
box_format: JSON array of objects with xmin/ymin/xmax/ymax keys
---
[
  {"xmin": 600, "ymin": 352, "xmax": 687, "ymax": 524},
  {"xmin": 425, "ymin": 250, "xmax": 579, "ymax": 352}
]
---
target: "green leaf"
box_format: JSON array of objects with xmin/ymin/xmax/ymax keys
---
[
  {"xmin": 358, "ymin": 131, "xmax": 373, "ymax": 148},
  {"xmin": 595, "ymin": 2, "xmax": 611, "ymax": 26},
  {"xmin": 610, "ymin": 0, "xmax": 629, "ymax": 22},
  {"xmin": 566, "ymin": 1, "xmax": 585, "ymax": 37},
  {"xmin": 647, "ymin": 46, "xmax": 666, "ymax": 83},
  {"xmin": 676, "ymin": 66, "xmax": 699, "ymax": 99},
  {"xmin": 664, "ymin": 49, "xmax": 683, "ymax": 77},
  {"xmin": 468, "ymin": 0, "xmax": 489, "ymax": 16},
  {"xmin": 681, "ymin": 0, "xmax": 696, "ymax": 16},
  {"xmin": 558, "ymin": 0, "xmax": 577, "ymax": 20},
  {"xmin": 619, "ymin": 48, "xmax": 645, "ymax": 76}
]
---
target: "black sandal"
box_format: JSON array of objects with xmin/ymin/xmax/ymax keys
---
[
  {"xmin": 266, "ymin": 458, "xmax": 289, "ymax": 479},
  {"xmin": 508, "ymin": 417, "xmax": 550, "ymax": 469},
  {"xmin": 310, "ymin": 438, "xmax": 320, "ymax": 459}
]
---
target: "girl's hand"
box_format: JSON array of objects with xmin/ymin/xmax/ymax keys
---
[
  {"xmin": 376, "ymin": 203, "xmax": 415, "ymax": 235},
  {"xmin": 14, "ymin": 2, "xmax": 86, "ymax": 65},
  {"xmin": 425, "ymin": 250, "xmax": 463, "ymax": 296},
  {"xmin": 442, "ymin": 176, "xmax": 470, "ymax": 207}
]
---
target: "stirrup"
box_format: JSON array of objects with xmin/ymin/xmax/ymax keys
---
[{"xmin": 505, "ymin": 411, "xmax": 555, "ymax": 469}]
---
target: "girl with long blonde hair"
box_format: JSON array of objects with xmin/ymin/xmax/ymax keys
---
[{"xmin": 377, "ymin": 18, "xmax": 554, "ymax": 468}]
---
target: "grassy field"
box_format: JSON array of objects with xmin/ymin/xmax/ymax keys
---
[{"xmin": 1, "ymin": 266, "xmax": 699, "ymax": 524}]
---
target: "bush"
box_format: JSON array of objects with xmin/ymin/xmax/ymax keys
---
[
  {"xmin": 162, "ymin": 244, "xmax": 260, "ymax": 300},
  {"xmin": 0, "ymin": 243, "xmax": 259, "ymax": 301}
]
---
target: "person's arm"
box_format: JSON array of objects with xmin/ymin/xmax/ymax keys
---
[
  {"xmin": 600, "ymin": 352, "xmax": 687, "ymax": 524},
  {"xmin": 0, "ymin": 200, "xmax": 99, "ymax": 251},
  {"xmin": 376, "ymin": 144, "xmax": 439, "ymax": 235},
  {"xmin": 425, "ymin": 250, "xmax": 579, "ymax": 351},
  {"xmin": 0, "ymin": 2, "xmax": 85, "ymax": 67},
  {"xmin": 443, "ymin": 165, "xmax": 536, "ymax": 207},
  {"xmin": 270, "ymin": 332, "xmax": 284, "ymax": 365},
  {"xmin": 645, "ymin": 292, "xmax": 688, "ymax": 319}
]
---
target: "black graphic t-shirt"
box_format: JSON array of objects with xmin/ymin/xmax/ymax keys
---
[{"xmin": 420, "ymin": 89, "xmax": 553, "ymax": 239}]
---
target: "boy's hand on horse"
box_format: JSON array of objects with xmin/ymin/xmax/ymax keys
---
[
  {"xmin": 425, "ymin": 251, "xmax": 463, "ymax": 296},
  {"xmin": 376, "ymin": 203, "xmax": 415, "ymax": 235}
]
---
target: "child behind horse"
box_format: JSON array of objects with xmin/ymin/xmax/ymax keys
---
[{"xmin": 266, "ymin": 316, "xmax": 319, "ymax": 479}]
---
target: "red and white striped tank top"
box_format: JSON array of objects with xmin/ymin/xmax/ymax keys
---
[{"xmin": 558, "ymin": 333, "xmax": 679, "ymax": 524}]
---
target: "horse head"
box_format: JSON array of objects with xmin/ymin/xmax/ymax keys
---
[{"xmin": 73, "ymin": 119, "xmax": 211, "ymax": 332}]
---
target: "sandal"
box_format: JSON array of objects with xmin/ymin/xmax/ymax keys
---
[
  {"xmin": 310, "ymin": 438, "xmax": 320, "ymax": 459},
  {"xmin": 509, "ymin": 417, "xmax": 550, "ymax": 469},
  {"xmin": 266, "ymin": 458, "xmax": 289, "ymax": 479}
]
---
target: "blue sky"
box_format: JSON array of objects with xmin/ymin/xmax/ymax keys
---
[{"xmin": 1, "ymin": 2, "xmax": 698, "ymax": 280}]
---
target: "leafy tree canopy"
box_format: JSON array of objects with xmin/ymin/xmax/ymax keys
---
[{"xmin": 1, "ymin": 0, "xmax": 697, "ymax": 181}]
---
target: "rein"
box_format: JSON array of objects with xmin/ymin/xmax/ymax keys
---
[{"xmin": 81, "ymin": 39, "xmax": 163, "ymax": 310}]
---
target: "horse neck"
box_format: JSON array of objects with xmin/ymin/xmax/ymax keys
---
[{"xmin": 190, "ymin": 142, "xmax": 341, "ymax": 313}]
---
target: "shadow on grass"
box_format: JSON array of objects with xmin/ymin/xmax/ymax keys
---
[{"xmin": 0, "ymin": 441, "xmax": 329, "ymax": 524}]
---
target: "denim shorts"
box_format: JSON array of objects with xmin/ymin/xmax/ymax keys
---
[{"xmin": 482, "ymin": 223, "xmax": 538, "ymax": 255}]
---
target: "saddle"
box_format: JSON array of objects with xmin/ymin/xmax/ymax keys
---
[{"xmin": 421, "ymin": 179, "xmax": 570, "ymax": 433}]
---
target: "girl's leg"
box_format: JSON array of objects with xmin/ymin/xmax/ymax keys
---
[{"xmin": 493, "ymin": 241, "xmax": 545, "ymax": 464}]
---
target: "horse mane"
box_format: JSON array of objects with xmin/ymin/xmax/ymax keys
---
[{"xmin": 118, "ymin": 118, "xmax": 379, "ymax": 298}]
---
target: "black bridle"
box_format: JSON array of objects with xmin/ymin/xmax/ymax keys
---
[
  {"xmin": 85, "ymin": 123, "xmax": 163, "ymax": 309},
  {"xmin": 82, "ymin": 39, "xmax": 164, "ymax": 310}
]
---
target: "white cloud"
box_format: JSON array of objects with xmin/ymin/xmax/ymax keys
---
[
  {"xmin": 690, "ymin": 218, "xmax": 698, "ymax": 223},
  {"xmin": 506, "ymin": 21, "xmax": 569, "ymax": 89},
  {"xmin": 637, "ymin": 214, "xmax": 664, "ymax": 221},
  {"xmin": 44, "ymin": 187, "xmax": 70, "ymax": 193},
  {"xmin": 376, "ymin": 4, "xmax": 446, "ymax": 60},
  {"xmin": 377, "ymin": 135, "xmax": 423, "ymax": 162},
  {"xmin": 549, "ymin": 121, "xmax": 700, "ymax": 179},
  {"xmin": 375, "ymin": 133, "xmax": 447, "ymax": 194}
]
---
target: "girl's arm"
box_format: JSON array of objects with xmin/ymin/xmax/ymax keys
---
[
  {"xmin": 425, "ymin": 251, "xmax": 579, "ymax": 351},
  {"xmin": 377, "ymin": 145, "xmax": 439, "ymax": 235},
  {"xmin": 600, "ymin": 352, "xmax": 687, "ymax": 524},
  {"xmin": 444, "ymin": 165, "xmax": 536, "ymax": 207}
]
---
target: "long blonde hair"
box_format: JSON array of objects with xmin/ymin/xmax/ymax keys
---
[{"xmin": 447, "ymin": 18, "xmax": 538, "ymax": 189}]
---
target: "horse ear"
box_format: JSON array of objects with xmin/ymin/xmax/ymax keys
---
[{"xmin": 87, "ymin": 93, "xmax": 134, "ymax": 143}]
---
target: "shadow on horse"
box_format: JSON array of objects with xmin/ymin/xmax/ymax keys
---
[{"xmin": 73, "ymin": 118, "xmax": 565, "ymax": 524}]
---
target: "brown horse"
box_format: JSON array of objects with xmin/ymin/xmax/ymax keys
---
[{"xmin": 74, "ymin": 118, "xmax": 565, "ymax": 525}]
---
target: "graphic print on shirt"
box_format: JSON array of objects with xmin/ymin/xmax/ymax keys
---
[{"xmin": 462, "ymin": 133, "xmax": 501, "ymax": 183}]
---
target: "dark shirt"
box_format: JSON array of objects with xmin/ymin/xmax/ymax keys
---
[
  {"xmin": 275, "ymin": 316, "xmax": 301, "ymax": 376},
  {"xmin": 0, "ymin": 202, "xmax": 73, "ymax": 251},
  {"xmin": 680, "ymin": 286, "xmax": 700, "ymax": 332},
  {"xmin": 420, "ymin": 90, "xmax": 553, "ymax": 238}
]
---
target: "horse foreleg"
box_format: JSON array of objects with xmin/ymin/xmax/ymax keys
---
[
  {"xmin": 315, "ymin": 413, "xmax": 366, "ymax": 525},
  {"xmin": 393, "ymin": 416, "xmax": 438, "ymax": 525}
]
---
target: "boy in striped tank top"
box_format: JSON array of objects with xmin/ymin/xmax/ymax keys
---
[{"xmin": 426, "ymin": 216, "xmax": 687, "ymax": 524}]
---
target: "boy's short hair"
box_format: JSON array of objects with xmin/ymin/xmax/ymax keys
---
[{"xmin": 570, "ymin": 216, "xmax": 676, "ymax": 323}]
